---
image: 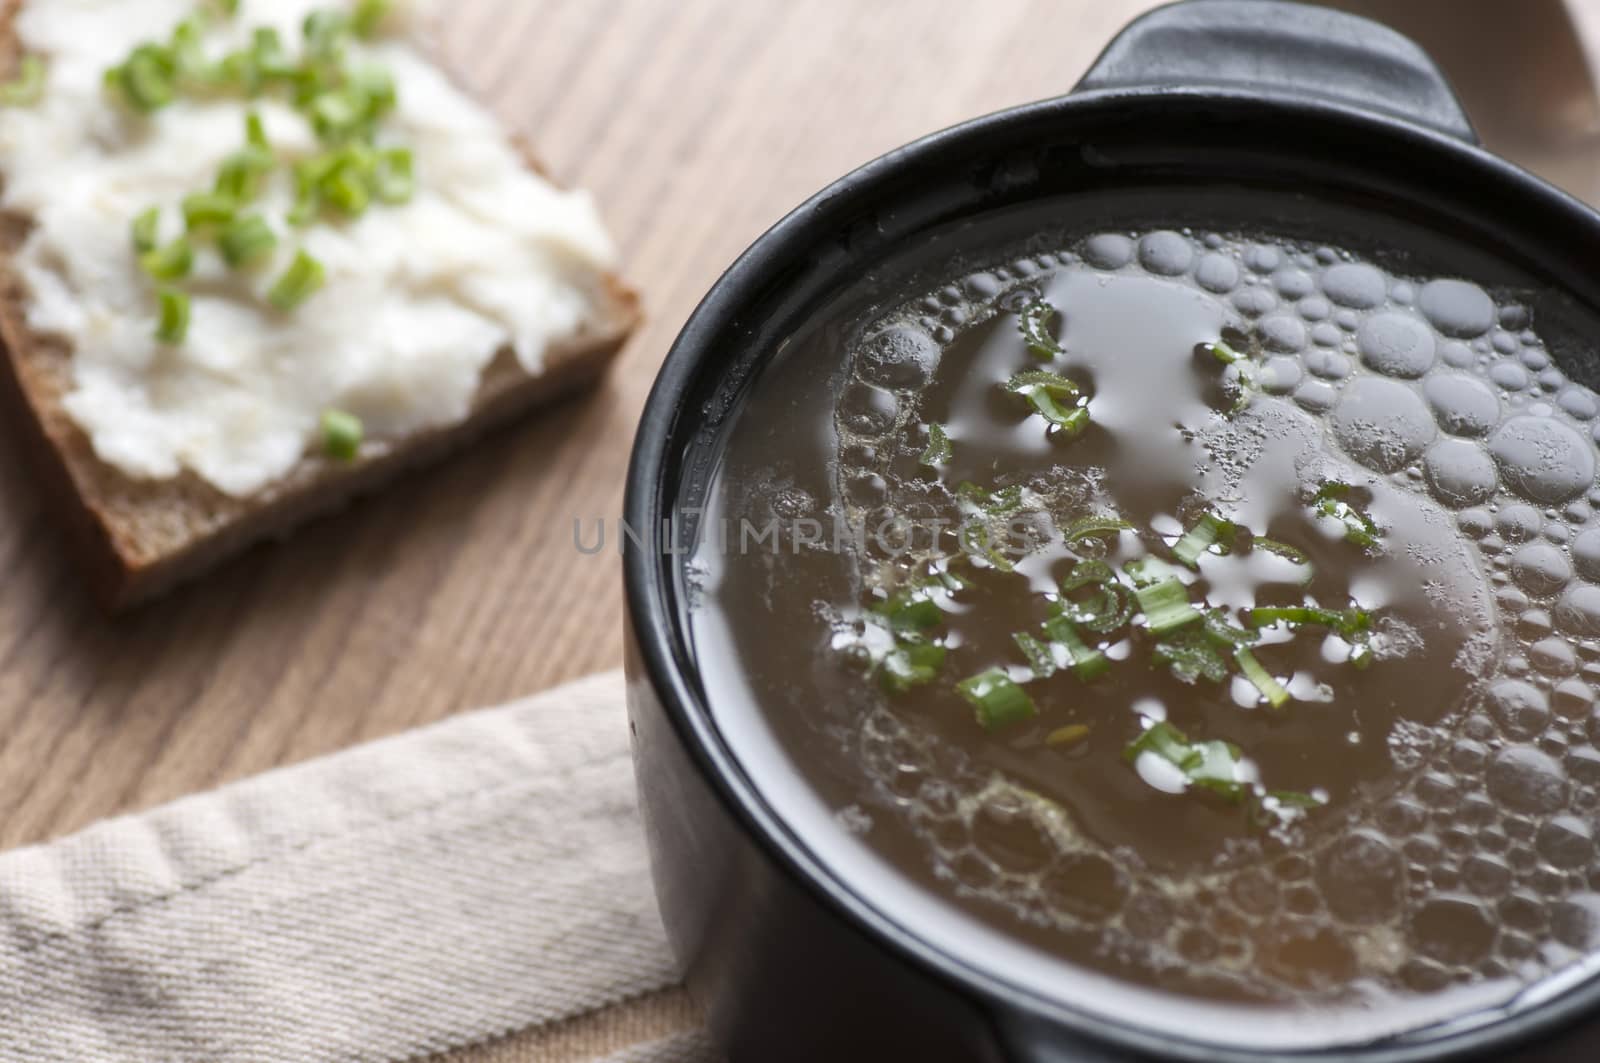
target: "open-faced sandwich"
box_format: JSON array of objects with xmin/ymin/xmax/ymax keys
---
[{"xmin": 0, "ymin": 0, "xmax": 638, "ymax": 607}]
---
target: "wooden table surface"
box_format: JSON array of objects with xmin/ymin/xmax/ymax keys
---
[{"xmin": 1, "ymin": 0, "xmax": 1598, "ymax": 852}]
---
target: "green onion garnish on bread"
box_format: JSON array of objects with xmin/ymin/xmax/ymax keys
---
[{"xmin": 0, "ymin": 0, "xmax": 638, "ymax": 607}]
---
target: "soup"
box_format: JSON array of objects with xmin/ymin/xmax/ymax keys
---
[{"xmin": 687, "ymin": 190, "xmax": 1600, "ymax": 1048}]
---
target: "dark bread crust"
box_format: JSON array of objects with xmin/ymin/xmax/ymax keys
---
[{"xmin": 0, "ymin": 3, "xmax": 639, "ymax": 608}]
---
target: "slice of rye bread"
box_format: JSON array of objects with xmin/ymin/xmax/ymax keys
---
[{"xmin": 0, "ymin": 7, "xmax": 640, "ymax": 610}]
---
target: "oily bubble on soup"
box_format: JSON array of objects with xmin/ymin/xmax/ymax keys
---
[{"xmin": 695, "ymin": 221, "xmax": 1600, "ymax": 1030}]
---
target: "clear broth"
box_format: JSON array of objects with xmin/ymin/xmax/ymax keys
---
[{"xmin": 687, "ymin": 189, "xmax": 1600, "ymax": 1049}]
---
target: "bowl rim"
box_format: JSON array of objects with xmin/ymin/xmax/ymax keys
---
[{"xmin": 622, "ymin": 83, "xmax": 1600, "ymax": 1062}]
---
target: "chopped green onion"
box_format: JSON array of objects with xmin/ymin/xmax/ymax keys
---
[
  {"xmin": 891, "ymin": 599, "xmax": 943, "ymax": 636},
  {"xmin": 209, "ymin": 0, "xmax": 241, "ymax": 16},
  {"xmin": 881, "ymin": 642, "xmax": 946, "ymax": 694},
  {"xmin": 1311, "ymin": 482, "xmax": 1380, "ymax": 547},
  {"xmin": 306, "ymin": 69, "xmax": 397, "ymax": 143},
  {"xmin": 1198, "ymin": 339, "xmax": 1258, "ymax": 413},
  {"xmin": 287, "ymin": 60, "xmax": 334, "ymax": 107},
  {"xmin": 310, "ymin": 89, "xmax": 365, "ymax": 141},
  {"xmin": 1061, "ymin": 559, "xmax": 1116, "ymax": 590},
  {"xmin": 1235, "ymin": 647, "xmax": 1291, "ymax": 709},
  {"xmin": 928, "ymin": 560, "xmax": 973, "ymax": 593},
  {"xmin": 169, "ymin": 19, "xmax": 212, "ymax": 86},
  {"xmin": 1013, "ymin": 632, "xmax": 1056, "ymax": 678},
  {"xmin": 289, "ymin": 155, "xmax": 333, "ymax": 224},
  {"xmin": 1004, "ymin": 369, "xmax": 1089, "ymax": 438},
  {"xmin": 140, "ymin": 237, "xmax": 194, "ymax": 281},
  {"xmin": 1124, "ymin": 720, "xmax": 1193, "ymax": 765},
  {"xmin": 130, "ymin": 207, "xmax": 162, "ymax": 254},
  {"xmin": 919, "ymin": 423, "xmax": 952, "ymax": 466},
  {"xmin": 155, "ymin": 288, "xmax": 190, "ymax": 344},
  {"xmin": 1200, "ymin": 339, "xmax": 1246, "ymax": 365},
  {"xmin": 1005, "ymin": 368, "xmax": 1080, "ymax": 400},
  {"xmin": 1136, "ymin": 580, "xmax": 1201, "ymax": 635},
  {"xmin": 959, "ymin": 522, "xmax": 1014, "ymax": 573},
  {"xmin": 1246, "ymin": 605, "xmax": 1371, "ymax": 638},
  {"xmin": 1252, "ymin": 538, "xmax": 1314, "ymax": 583},
  {"xmin": 373, "ymin": 146, "xmax": 414, "ymax": 203},
  {"xmin": 1248, "ymin": 788, "xmax": 1327, "ymax": 827},
  {"xmin": 1060, "ymin": 591, "xmax": 1133, "ymax": 634},
  {"xmin": 1173, "ymin": 511, "xmax": 1235, "ymax": 568},
  {"xmin": 288, "ymin": 192, "xmax": 319, "ymax": 227},
  {"xmin": 214, "ymin": 147, "xmax": 274, "ymax": 200},
  {"xmin": 1266, "ymin": 789, "xmax": 1323, "ymax": 809},
  {"xmin": 1201, "ymin": 608, "xmax": 1257, "ymax": 648},
  {"xmin": 956, "ymin": 482, "xmax": 1026, "ymax": 571},
  {"xmin": 0, "ymin": 55, "xmax": 47, "ymax": 107},
  {"xmin": 268, "ymin": 249, "xmax": 325, "ymax": 311},
  {"xmin": 304, "ymin": 10, "xmax": 351, "ymax": 61},
  {"xmin": 106, "ymin": 44, "xmax": 178, "ymax": 112},
  {"xmin": 324, "ymin": 163, "xmax": 372, "ymax": 215},
  {"xmin": 214, "ymin": 28, "xmax": 291, "ymax": 94},
  {"xmin": 874, "ymin": 588, "xmax": 942, "ymax": 638},
  {"xmin": 290, "ymin": 143, "xmax": 411, "ymax": 220},
  {"xmin": 1042, "ymin": 615, "xmax": 1109, "ymax": 681},
  {"xmin": 957, "ymin": 668, "xmax": 1037, "ymax": 731},
  {"xmin": 245, "ymin": 110, "xmax": 269, "ymax": 150},
  {"xmin": 1046, "ymin": 724, "xmax": 1090, "ymax": 748},
  {"xmin": 182, "ymin": 191, "xmax": 238, "ymax": 230},
  {"xmin": 1124, "ymin": 721, "xmax": 1246, "ymax": 801},
  {"xmin": 1059, "ymin": 560, "xmax": 1133, "ymax": 633},
  {"xmin": 331, "ymin": 141, "xmax": 375, "ymax": 174},
  {"xmin": 1122, "ymin": 558, "xmax": 1175, "ymax": 587},
  {"xmin": 321, "ymin": 408, "xmax": 362, "ymax": 461},
  {"xmin": 1060, "ymin": 585, "xmax": 1133, "ymax": 634},
  {"xmin": 1187, "ymin": 740, "xmax": 1249, "ymax": 800},
  {"xmin": 1062, "ymin": 514, "xmax": 1132, "ymax": 546},
  {"xmin": 956, "ymin": 481, "xmax": 1023, "ymax": 515},
  {"xmin": 219, "ymin": 212, "xmax": 278, "ymax": 268},
  {"xmin": 1018, "ymin": 299, "xmax": 1065, "ymax": 359},
  {"xmin": 990, "ymin": 485, "xmax": 1024, "ymax": 513},
  {"xmin": 353, "ymin": 0, "xmax": 393, "ymax": 38},
  {"xmin": 251, "ymin": 26, "xmax": 295, "ymax": 80},
  {"xmin": 1124, "ymin": 560, "xmax": 1200, "ymax": 635},
  {"xmin": 1154, "ymin": 627, "xmax": 1229, "ymax": 683},
  {"xmin": 1252, "ymin": 538, "xmax": 1306, "ymax": 565},
  {"xmin": 215, "ymin": 50, "xmax": 259, "ymax": 94},
  {"xmin": 349, "ymin": 65, "xmax": 397, "ymax": 115}
]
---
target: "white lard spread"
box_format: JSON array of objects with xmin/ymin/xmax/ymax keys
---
[{"xmin": 0, "ymin": 0, "xmax": 619, "ymax": 496}]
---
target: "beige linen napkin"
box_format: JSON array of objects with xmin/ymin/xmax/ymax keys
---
[{"xmin": 0, "ymin": 671, "xmax": 713, "ymax": 1063}]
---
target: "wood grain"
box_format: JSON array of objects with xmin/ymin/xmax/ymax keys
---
[{"xmin": 0, "ymin": 0, "xmax": 1596, "ymax": 855}]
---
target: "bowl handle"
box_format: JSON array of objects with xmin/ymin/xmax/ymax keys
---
[{"xmin": 1075, "ymin": 0, "xmax": 1478, "ymax": 144}]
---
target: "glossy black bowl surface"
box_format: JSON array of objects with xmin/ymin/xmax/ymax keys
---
[{"xmin": 623, "ymin": 3, "xmax": 1600, "ymax": 1059}]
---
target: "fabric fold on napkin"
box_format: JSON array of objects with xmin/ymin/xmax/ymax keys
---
[{"xmin": 0, "ymin": 670, "xmax": 713, "ymax": 1063}]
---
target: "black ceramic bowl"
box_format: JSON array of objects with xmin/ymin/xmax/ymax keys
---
[{"xmin": 622, "ymin": 2, "xmax": 1600, "ymax": 1059}]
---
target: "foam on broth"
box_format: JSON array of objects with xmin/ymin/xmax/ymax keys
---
[{"xmin": 687, "ymin": 193, "xmax": 1600, "ymax": 1048}]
